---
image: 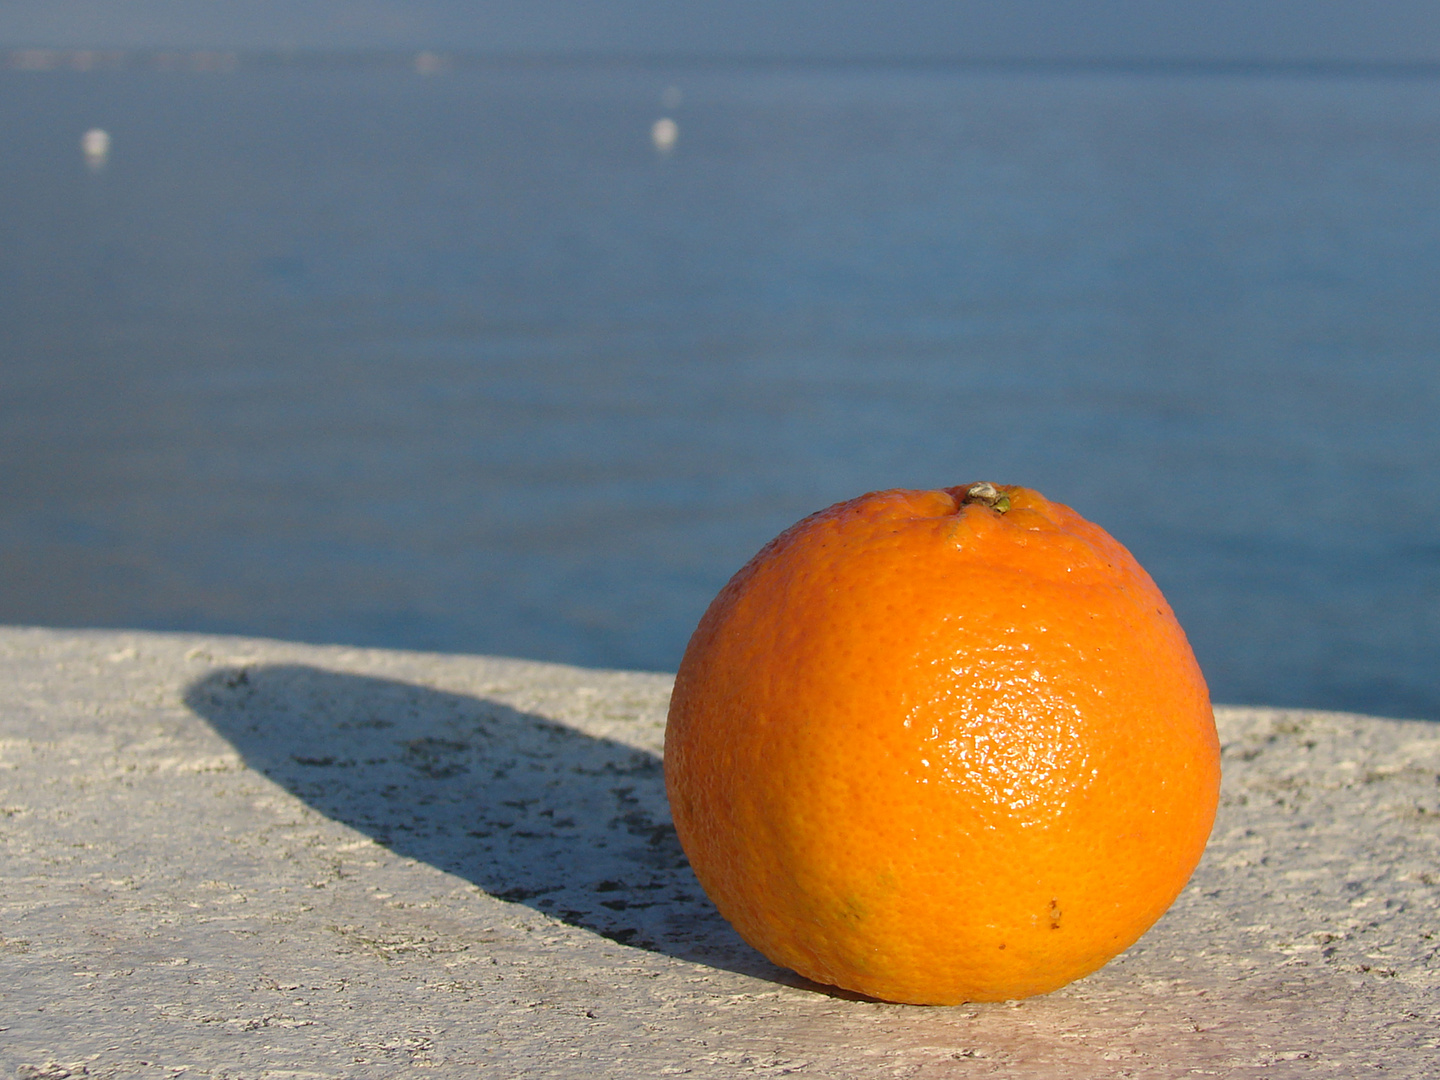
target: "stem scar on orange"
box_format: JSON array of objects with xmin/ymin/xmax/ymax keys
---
[{"xmin": 664, "ymin": 483, "xmax": 1220, "ymax": 1005}]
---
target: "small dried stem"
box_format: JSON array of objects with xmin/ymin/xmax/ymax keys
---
[{"xmin": 963, "ymin": 482, "xmax": 1011, "ymax": 514}]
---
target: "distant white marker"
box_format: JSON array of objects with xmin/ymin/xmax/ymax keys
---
[
  {"xmin": 81, "ymin": 128, "xmax": 110, "ymax": 171},
  {"xmin": 652, "ymin": 117, "xmax": 678, "ymax": 154}
]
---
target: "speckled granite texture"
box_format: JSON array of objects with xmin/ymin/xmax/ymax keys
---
[{"xmin": 1, "ymin": 627, "xmax": 1436, "ymax": 1078}]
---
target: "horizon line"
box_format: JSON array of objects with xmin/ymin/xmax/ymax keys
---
[{"xmin": 7, "ymin": 46, "xmax": 1440, "ymax": 79}]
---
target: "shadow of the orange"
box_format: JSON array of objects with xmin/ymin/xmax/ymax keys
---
[{"xmin": 183, "ymin": 663, "xmax": 786, "ymax": 981}]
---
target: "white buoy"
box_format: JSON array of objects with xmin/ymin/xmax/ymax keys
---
[
  {"xmin": 81, "ymin": 128, "xmax": 110, "ymax": 171},
  {"xmin": 651, "ymin": 117, "xmax": 678, "ymax": 154}
]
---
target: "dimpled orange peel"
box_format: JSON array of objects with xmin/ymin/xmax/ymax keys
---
[{"xmin": 664, "ymin": 483, "xmax": 1219, "ymax": 1005}]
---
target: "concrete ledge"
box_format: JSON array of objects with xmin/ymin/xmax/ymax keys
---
[{"xmin": 1, "ymin": 626, "xmax": 1437, "ymax": 1078}]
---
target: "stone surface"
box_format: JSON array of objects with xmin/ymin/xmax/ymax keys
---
[{"xmin": 0, "ymin": 626, "xmax": 1437, "ymax": 1078}]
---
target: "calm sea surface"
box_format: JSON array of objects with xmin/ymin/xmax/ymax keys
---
[{"xmin": 2, "ymin": 63, "xmax": 1438, "ymax": 718}]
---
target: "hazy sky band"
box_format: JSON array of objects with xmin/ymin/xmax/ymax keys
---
[{"xmin": 5, "ymin": 1, "xmax": 1440, "ymax": 63}]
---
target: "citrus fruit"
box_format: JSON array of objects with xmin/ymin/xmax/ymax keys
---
[{"xmin": 664, "ymin": 483, "xmax": 1219, "ymax": 1004}]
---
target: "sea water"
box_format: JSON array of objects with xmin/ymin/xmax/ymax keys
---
[{"xmin": 2, "ymin": 62, "xmax": 1438, "ymax": 718}]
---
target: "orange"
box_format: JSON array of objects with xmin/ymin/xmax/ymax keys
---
[{"xmin": 664, "ymin": 483, "xmax": 1219, "ymax": 1005}]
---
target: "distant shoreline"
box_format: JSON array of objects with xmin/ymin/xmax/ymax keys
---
[{"xmin": 7, "ymin": 46, "xmax": 1440, "ymax": 80}]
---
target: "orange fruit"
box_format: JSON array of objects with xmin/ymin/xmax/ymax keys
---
[{"xmin": 665, "ymin": 483, "xmax": 1219, "ymax": 1005}]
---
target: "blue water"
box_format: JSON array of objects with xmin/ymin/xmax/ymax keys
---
[{"xmin": 2, "ymin": 63, "xmax": 1438, "ymax": 718}]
